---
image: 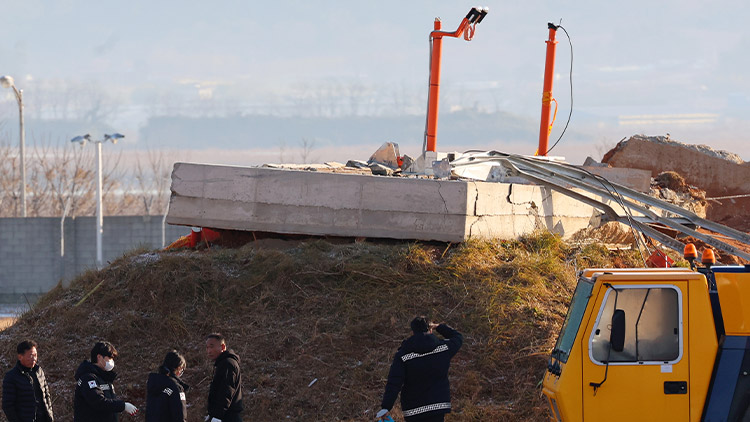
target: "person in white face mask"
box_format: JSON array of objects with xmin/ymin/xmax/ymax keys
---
[{"xmin": 73, "ymin": 341, "xmax": 138, "ymax": 422}]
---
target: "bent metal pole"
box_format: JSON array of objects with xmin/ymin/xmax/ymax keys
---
[
  {"xmin": 424, "ymin": 7, "xmax": 487, "ymax": 153},
  {"xmin": 537, "ymin": 23, "xmax": 558, "ymax": 156}
]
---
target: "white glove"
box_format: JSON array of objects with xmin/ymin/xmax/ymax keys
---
[
  {"xmin": 124, "ymin": 402, "xmax": 138, "ymax": 415},
  {"xmin": 211, "ymin": 418, "xmax": 222, "ymax": 422},
  {"xmin": 376, "ymin": 409, "xmax": 389, "ymax": 419}
]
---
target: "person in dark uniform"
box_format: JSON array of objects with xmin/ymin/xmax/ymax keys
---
[
  {"xmin": 205, "ymin": 333, "xmax": 243, "ymax": 422},
  {"xmin": 377, "ymin": 316, "xmax": 464, "ymax": 422},
  {"xmin": 145, "ymin": 350, "xmax": 189, "ymax": 422},
  {"xmin": 73, "ymin": 341, "xmax": 138, "ymax": 421},
  {"xmin": 2, "ymin": 340, "xmax": 54, "ymax": 422}
]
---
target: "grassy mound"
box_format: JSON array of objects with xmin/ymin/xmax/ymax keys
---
[{"xmin": 0, "ymin": 232, "xmax": 644, "ymax": 421}]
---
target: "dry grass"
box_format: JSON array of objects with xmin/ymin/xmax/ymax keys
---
[{"xmin": 0, "ymin": 232, "xmax": 645, "ymax": 422}]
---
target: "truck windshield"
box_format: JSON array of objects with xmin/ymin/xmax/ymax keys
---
[{"xmin": 552, "ymin": 276, "xmax": 594, "ymax": 363}]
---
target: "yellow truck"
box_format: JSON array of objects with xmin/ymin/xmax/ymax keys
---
[{"xmin": 542, "ymin": 249, "xmax": 750, "ymax": 421}]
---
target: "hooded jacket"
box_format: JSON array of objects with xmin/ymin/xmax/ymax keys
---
[
  {"xmin": 207, "ymin": 350, "xmax": 243, "ymax": 420},
  {"xmin": 73, "ymin": 360, "xmax": 125, "ymax": 422},
  {"xmin": 145, "ymin": 367, "xmax": 189, "ymax": 422},
  {"xmin": 381, "ymin": 324, "xmax": 463, "ymax": 421},
  {"xmin": 2, "ymin": 361, "xmax": 54, "ymax": 422}
]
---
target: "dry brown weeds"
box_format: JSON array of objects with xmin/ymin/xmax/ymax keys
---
[{"xmin": 0, "ymin": 232, "xmax": 644, "ymax": 422}]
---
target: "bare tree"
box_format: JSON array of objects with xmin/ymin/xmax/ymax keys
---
[
  {"xmin": 299, "ymin": 138, "xmax": 317, "ymax": 164},
  {"xmin": 0, "ymin": 132, "xmax": 21, "ymax": 217},
  {"xmin": 278, "ymin": 140, "xmax": 287, "ymax": 163},
  {"xmin": 133, "ymin": 149, "xmax": 172, "ymax": 215},
  {"xmin": 35, "ymin": 138, "xmax": 96, "ymax": 217},
  {"xmin": 595, "ymin": 136, "xmax": 621, "ymax": 161}
]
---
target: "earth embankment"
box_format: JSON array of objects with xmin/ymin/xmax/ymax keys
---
[{"xmin": 0, "ymin": 233, "xmax": 643, "ymax": 421}]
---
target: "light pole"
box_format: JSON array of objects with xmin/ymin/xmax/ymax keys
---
[
  {"xmin": 0, "ymin": 75, "xmax": 26, "ymax": 217},
  {"xmin": 71, "ymin": 132, "xmax": 124, "ymax": 268}
]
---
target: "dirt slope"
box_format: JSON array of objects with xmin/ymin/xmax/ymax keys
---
[{"xmin": 0, "ymin": 234, "xmax": 644, "ymax": 421}]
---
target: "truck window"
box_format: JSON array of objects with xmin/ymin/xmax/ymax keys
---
[
  {"xmin": 552, "ymin": 277, "xmax": 594, "ymax": 363},
  {"xmin": 590, "ymin": 286, "xmax": 680, "ymax": 364}
]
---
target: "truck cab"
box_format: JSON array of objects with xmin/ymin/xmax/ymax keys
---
[{"xmin": 543, "ymin": 265, "xmax": 750, "ymax": 421}]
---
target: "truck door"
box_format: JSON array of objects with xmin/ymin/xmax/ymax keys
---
[{"xmin": 581, "ymin": 283, "xmax": 689, "ymax": 421}]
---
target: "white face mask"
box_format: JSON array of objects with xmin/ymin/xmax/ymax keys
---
[{"xmin": 103, "ymin": 359, "xmax": 115, "ymax": 372}]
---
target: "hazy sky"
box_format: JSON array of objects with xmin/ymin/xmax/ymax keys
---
[{"xmin": 1, "ymin": 0, "xmax": 749, "ymax": 163}]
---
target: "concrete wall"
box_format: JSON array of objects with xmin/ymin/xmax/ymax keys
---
[
  {"xmin": 168, "ymin": 163, "xmax": 602, "ymax": 243},
  {"xmin": 0, "ymin": 216, "xmax": 186, "ymax": 303}
]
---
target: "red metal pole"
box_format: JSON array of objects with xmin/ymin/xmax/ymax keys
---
[
  {"xmin": 537, "ymin": 23, "xmax": 558, "ymax": 156},
  {"xmin": 425, "ymin": 18, "xmax": 443, "ymax": 153},
  {"xmin": 423, "ymin": 8, "xmax": 486, "ymax": 154}
]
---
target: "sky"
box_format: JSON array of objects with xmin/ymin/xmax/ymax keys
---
[{"xmin": 1, "ymin": 0, "xmax": 749, "ymax": 165}]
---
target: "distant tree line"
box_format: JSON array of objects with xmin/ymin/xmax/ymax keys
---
[{"xmin": 0, "ymin": 137, "xmax": 172, "ymax": 218}]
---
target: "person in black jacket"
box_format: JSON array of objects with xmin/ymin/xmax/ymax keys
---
[
  {"xmin": 205, "ymin": 333, "xmax": 243, "ymax": 422},
  {"xmin": 146, "ymin": 350, "xmax": 189, "ymax": 422},
  {"xmin": 73, "ymin": 341, "xmax": 138, "ymax": 422},
  {"xmin": 2, "ymin": 340, "xmax": 54, "ymax": 422},
  {"xmin": 377, "ymin": 317, "xmax": 463, "ymax": 422}
]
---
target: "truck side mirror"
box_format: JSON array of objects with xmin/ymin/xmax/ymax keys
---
[{"xmin": 610, "ymin": 309, "xmax": 626, "ymax": 352}]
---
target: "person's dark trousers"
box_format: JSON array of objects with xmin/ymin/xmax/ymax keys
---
[{"xmin": 222, "ymin": 412, "xmax": 242, "ymax": 422}]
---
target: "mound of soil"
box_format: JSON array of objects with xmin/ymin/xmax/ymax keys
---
[{"xmin": 0, "ymin": 235, "xmax": 644, "ymax": 422}]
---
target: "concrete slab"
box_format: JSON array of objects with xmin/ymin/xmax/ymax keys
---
[
  {"xmin": 167, "ymin": 163, "xmax": 603, "ymax": 242},
  {"xmin": 602, "ymin": 135, "xmax": 750, "ymax": 225},
  {"xmin": 580, "ymin": 166, "xmax": 652, "ymax": 193}
]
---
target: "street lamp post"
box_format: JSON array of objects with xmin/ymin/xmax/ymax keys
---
[
  {"xmin": 0, "ymin": 75, "xmax": 26, "ymax": 217},
  {"xmin": 71, "ymin": 133, "xmax": 124, "ymax": 268}
]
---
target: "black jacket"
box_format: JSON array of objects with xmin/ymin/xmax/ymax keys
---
[
  {"xmin": 207, "ymin": 350, "xmax": 243, "ymax": 419},
  {"xmin": 145, "ymin": 367, "xmax": 189, "ymax": 422},
  {"xmin": 381, "ymin": 324, "xmax": 463, "ymax": 421},
  {"xmin": 73, "ymin": 360, "xmax": 126, "ymax": 422},
  {"xmin": 2, "ymin": 361, "xmax": 54, "ymax": 422}
]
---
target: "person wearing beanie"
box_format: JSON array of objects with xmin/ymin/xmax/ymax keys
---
[
  {"xmin": 145, "ymin": 351, "xmax": 189, "ymax": 422},
  {"xmin": 377, "ymin": 316, "xmax": 464, "ymax": 422}
]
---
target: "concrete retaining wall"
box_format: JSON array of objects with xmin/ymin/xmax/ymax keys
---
[
  {"xmin": 0, "ymin": 216, "xmax": 185, "ymax": 303},
  {"xmin": 168, "ymin": 163, "xmax": 602, "ymax": 243}
]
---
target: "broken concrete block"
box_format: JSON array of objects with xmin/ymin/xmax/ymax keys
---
[
  {"xmin": 400, "ymin": 155, "xmax": 414, "ymax": 171},
  {"xmin": 346, "ymin": 160, "xmax": 369, "ymax": 169},
  {"xmin": 580, "ymin": 166, "xmax": 652, "ymax": 193},
  {"xmin": 406, "ymin": 151, "xmax": 443, "ymax": 175},
  {"xmin": 582, "ymin": 156, "xmax": 608, "ymax": 167},
  {"xmin": 432, "ymin": 158, "xmax": 452, "ymax": 179},
  {"xmin": 368, "ymin": 142, "xmax": 400, "ymax": 169},
  {"xmin": 368, "ymin": 163, "xmax": 394, "ymax": 176},
  {"xmin": 602, "ymin": 134, "xmax": 750, "ymax": 225}
]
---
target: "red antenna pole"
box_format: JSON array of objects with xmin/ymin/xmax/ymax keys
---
[
  {"xmin": 425, "ymin": 18, "xmax": 446, "ymax": 153},
  {"xmin": 537, "ymin": 23, "xmax": 558, "ymax": 156},
  {"xmin": 424, "ymin": 7, "xmax": 488, "ymax": 153}
]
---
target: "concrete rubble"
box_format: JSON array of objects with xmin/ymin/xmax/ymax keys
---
[{"xmin": 602, "ymin": 135, "xmax": 750, "ymax": 230}]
